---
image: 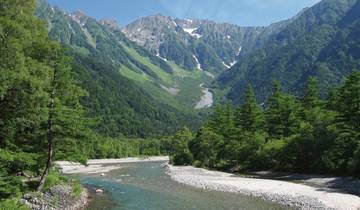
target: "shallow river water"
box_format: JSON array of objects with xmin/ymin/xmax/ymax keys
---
[{"xmin": 82, "ymin": 161, "xmax": 287, "ymax": 210}]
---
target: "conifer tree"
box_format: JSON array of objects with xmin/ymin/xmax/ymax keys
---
[
  {"xmin": 266, "ymin": 81, "xmax": 300, "ymax": 138},
  {"xmin": 302, "ymin": 77, "xmax": 320, "ymax": 109},
  {"xmin": 238, "ymin": 85, "xmax": 264, "ymax": 132}
]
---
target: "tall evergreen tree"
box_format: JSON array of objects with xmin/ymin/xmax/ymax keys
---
[
  {"xmin": 237, "ymin": 85, "xmax": 264, "ymax": 132},
  {"xmin": 206, "ymin": 103, "xmax": 235, "ymax": 139},
  {"xmin": 327, "ymin": 71, "xmax": 360, "ymax": 173},
  {"xmin": 302, "ymin": 77, "xmax": 320, "ymax": 109},
  {"xmin": 0, "ymin": 0, "xmax": 90, "ymax": 196},
  {"xmin": 172, "ymin": 127, "xmax": 193, "ymax": 165},
  {"xmin": 266, "ymin": 81, "xmax": 300, "ymax": 138}
]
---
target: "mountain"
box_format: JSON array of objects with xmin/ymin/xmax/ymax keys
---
[
  {"xmin": 216, "ymin": 0, "xmax": 360, "ymax": 103},
  {"xmin": 35, "ymin": 0, "xmax": 210, "ymax": 137},
  {"xmin": 122, "ymin": 15, "xmax": 289, "ymax": 74}
]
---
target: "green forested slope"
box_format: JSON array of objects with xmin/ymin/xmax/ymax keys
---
[
  {"xmin": 35, "ymin": 0, "xmax": 211, "ymax": 137},
  {"xmin": 217, "ymin": 0, "xmax": 360, "ymax": 103},
  {"xmin": 172, "ymin": 73, "xmax": 360, "ymax": 176}
]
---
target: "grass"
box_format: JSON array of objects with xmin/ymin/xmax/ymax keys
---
[
  {"xmin": 119, "ymin": 65, "xmax": 150, "ymax": 83},
  {"xmin": 71, "ymin": 180, "xmax": 83, "ymax": 198},
  {"xmin": 121, "ymin": 44, "xmax": 174, "ymax": 85},
  {"xmin": 118, "ymin": 41, "xmax": 215, "ymax": 111}
]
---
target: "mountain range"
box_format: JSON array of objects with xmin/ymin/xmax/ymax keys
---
[
  {"xmin": 36, "ymin": 0, "xmax": 360, "ymax": 137},
  {"xmin": 122, "ymin": 14, "xmax": 288, "ymax": 74},
  {"xmin": 217, "ymin": 0, "xmax": 360, "ymax": 102}
]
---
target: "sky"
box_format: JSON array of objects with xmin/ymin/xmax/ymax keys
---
[{"xmin": 48, "ymin": 0, "xmax": 321, "ymax": 27}]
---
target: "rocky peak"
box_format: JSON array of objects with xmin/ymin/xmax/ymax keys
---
[
  {"xmin": 70, "ymin": 10, "xmax": 87, "ymax": 24},
  {"xmin": 99, "ymin": 18, "xmax": 120, "ymax": 29}
]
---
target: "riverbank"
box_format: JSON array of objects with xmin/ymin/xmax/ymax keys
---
[
  {"xmin": 22, "ymin": 184, "xmax": 88, "ymax": 210},
  {"xmin": 165, "ymin": 165, "xmax": 360, "ymax": 210},
  {"xmin": 56, "ymin": 156, "xmax": 169, "ymax": 174}
]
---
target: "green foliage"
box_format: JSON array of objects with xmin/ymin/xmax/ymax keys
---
[
  {"xmin": 236, "ymin": 85, "xmax": 264, "ymax": 132},
  {"xmin": 174, "ymin": 72, "xmax": 360, "ymax": 176},
  {"xmin": 71, "ymin": 180, "xmax": 83, "ymax": 198},
  {"xmin": 189, "ymin": 127, "xmax": 224, "ymax": 168},
  {"xmin": 43, "ymin": 170, "xmax": 65, "ymax": 190},
  {"xmin": 0, "ymin": 199, "xmax": 30, "ymax": 210},
  {"xmin": 266, "ymin": 81, "xmax": 300, "ymax": 138},
  {"xmin": 171, "ymin": 128, "xmax": 194, "ymax": 165}
]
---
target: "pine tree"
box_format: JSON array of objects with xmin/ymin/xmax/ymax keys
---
[
  {"xmin": 237, "ymin": 85, "xmax": 264, "ymax": 132},
  {"xmin": 266, "ymin": 81, "xmax": 300, "ymax": 138},
  {"xmin": 206, "ymin": 103, "xmax": 235, "ymax": 139},
  {"xmin": 302, "ymin": 77, "xmax": 320, "ymax": 109},
  {"xmin": 0, "ymin": 0, "xmax": 90, "ymax": 195},
  {"xmin": 37, "ymin": 48, "xmax": 88, "ymax": 191},
  {"xmin": 189, "ymin": 127, "xmax": 224, "ymax": 168},
  {"xmin": 337, "ymin": 71, "xmax": 360, "ymax": 133},
  {"xmin": 172, "ymin": 127, "xmax": 193, "ymax": 165}
]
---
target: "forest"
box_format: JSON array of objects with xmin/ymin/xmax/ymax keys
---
[
  {"xmin": 0, "ymin": 1, "xmax": 169, "ymax": 208},
  {"xmin": 172, "ymin": 74, "xmax": 360, "ymax": 176}
]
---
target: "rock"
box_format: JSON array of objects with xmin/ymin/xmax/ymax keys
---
[
  {"xmin": 22, "ymin": 184, "xmax": 88, "ymax": 210},
  {"xmin": 95, "ymin": 188, "xmax": 104, "ymax": 193}
]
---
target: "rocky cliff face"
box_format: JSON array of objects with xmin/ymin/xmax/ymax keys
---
[{"xmin": 122, "ymin": 14, "xmax": 288, "ymax": 73}]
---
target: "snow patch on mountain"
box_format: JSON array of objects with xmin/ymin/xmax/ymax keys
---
[
  {"xmin": 183, "ymin": 28, "xmax": 202, "ymax": 39},
  {"xmin": 156, "ymin": 52, "xmax": 167, "ymax": 61},
  {"xmin": 236, "ymin": 46, "xmax": 242, "ymax": 56},
  {"xmin": 222, "ymin": 61, "xmax": 231, "ymax": 69},
  {"xmin": 192, "ymin": 55, "xmax": 202, "ymax": 70}
]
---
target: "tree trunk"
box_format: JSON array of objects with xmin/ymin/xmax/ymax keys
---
[{"xmin": 37, "ymin": 91, "xmax": 55, "ymax": 192}]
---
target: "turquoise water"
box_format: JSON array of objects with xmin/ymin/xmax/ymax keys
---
[{"xmin": 82, "ymin": 162, "xmax": 287, "ymax": 210}]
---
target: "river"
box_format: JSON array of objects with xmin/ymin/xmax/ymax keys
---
[{"xmin": 82, "ymin": 161, "xmax": 286, "ymax": 210}]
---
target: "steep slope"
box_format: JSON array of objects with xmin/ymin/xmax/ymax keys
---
[
  {"xmin": 123, "ymin": 15, "xmax": 288, "ymax": 74},
  {"xmin": 216, "ymin": 0, "xmax": 360, "ymax": 103},
  {"xmin": 35, "ymin": 0, "xmax": 209, "ymax": 137}
]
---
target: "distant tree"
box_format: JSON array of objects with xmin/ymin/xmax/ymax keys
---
[
  {"xmin": 206, "ymin": 103, "xmax": 236, "ymax": 139},
  {"xmin": 189, "ymin": 127, "xmax": 224, "ymax": 168},
  {"xmin": 236, "ymin": 85, "xmax": 264, "ymax": 132},
  {"xmin": 324, "ymin": 71, "xmax": 360, "ymax": 173},
  {"xmin": 266, "ymin": 81, "xmax": 300, "ymax": 138},
  {"xmin": 172, "ymin": 127, "xmax": 193, "ymax": 165},
  {"xmin": 302, "ymin": 77, "xmax": 320, "ymax": 109}
]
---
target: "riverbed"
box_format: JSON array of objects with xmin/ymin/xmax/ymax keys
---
[
  {"xmin": 195, "ymin": 83, "xmax": 213, "ymax": 109},
  {"xmin": 81, "ymin": 161, "xmax": 287, "ymax": 210}
]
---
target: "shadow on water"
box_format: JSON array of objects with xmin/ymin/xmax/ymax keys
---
[{"xmin": 81, "ymin": 162, "xmax": 289, "ymax": 210}]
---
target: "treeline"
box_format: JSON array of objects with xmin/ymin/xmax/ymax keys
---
[
  {"xmin": 172, "ymin": 72, "xmax": 360, "ymax": 176},
  {"xmin": 56, "ymin": 135, "xmax": 172, "ymax": 163}
]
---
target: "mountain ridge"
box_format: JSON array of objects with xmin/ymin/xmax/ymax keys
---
[
  {"xmin": 216, "ymin": 0, "xmax": 360, "ymax": 103},
  {"xmin": 122, "ymin": 14, "xmax": 292, "ymax": 74},
  {"xmin": 35, "ymin": 0, "xmax": 211, "ymax": 137}
]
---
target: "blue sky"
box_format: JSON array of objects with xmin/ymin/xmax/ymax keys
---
[{"xmin": 48, "ymin": 0, "xmax": 321, "ymax": 26}]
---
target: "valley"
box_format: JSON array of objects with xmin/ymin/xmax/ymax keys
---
[{"xmin": 1, "ymin": 0, "xmax": 360, "ymax": 209}]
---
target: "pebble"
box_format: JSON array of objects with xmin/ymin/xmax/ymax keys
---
[{"xmin": 95, "ymin": 188, "xmax": 104, "ymax": 193}]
